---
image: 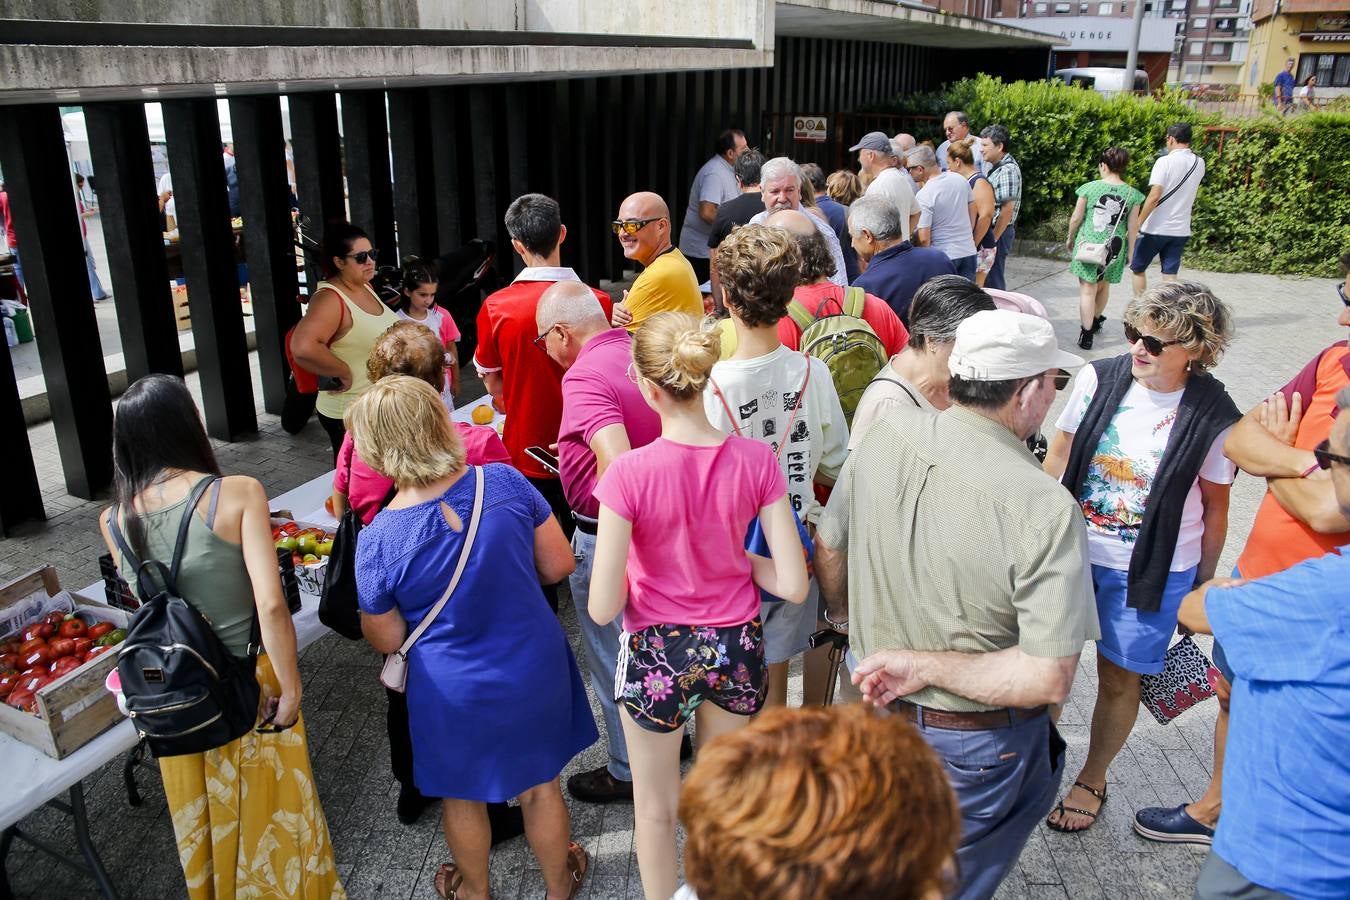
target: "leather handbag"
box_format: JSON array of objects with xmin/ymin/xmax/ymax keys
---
[
  {"xmin": 319, "ymin": 451, "xmax": 396, "ymax": 640},
  {"xmin": 380, "ymin": 466, "xmax": 484, "ymax": 693},
  {"xmin": 1139, "ymin": 634, "xmax": 1220, "ymax": 725},
  {"xmin": 1073, "ymin": 193, "xmax": 1128, "ymax": 268}
]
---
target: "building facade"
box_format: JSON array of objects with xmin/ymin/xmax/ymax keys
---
[{"xmin": 1242, "ymin": 1, "xmax": 1350, "ymax": 97}]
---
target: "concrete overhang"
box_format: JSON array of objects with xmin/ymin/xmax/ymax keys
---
[{"xmin": 775, "ymin": 0, "xmax": 1061, "ymax": 50}]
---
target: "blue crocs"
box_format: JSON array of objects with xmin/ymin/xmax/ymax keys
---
[{"xmin": 1134, "ymin": 804, "xmax": 1216, "ymax": 845}]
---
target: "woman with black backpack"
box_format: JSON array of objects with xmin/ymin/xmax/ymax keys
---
[{"xmin": 98, "ymin": 375, "xmax": 344, "ymax": 900}]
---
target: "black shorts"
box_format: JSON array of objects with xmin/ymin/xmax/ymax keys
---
[{"xmin": 615, "ymin": 619, "xmax": 766, "ymax": 733}]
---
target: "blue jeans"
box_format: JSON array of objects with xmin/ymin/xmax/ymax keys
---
[
  {"xmin": 10, "ymin": 246, "xmax": 24, "ymax": 293},
  {"xmin": 952, "ymin": 254, "xmax": 978, "ymax": 280},
  {"xmin": 83, "ymin": 237, "xmax": 108, "ymax": 300},
  {"xmin": 569, "ymin": 527, "xmax": 631, "ymax": 781},
  {"xmin": 911, "ymin": 707, "xmax": 1064, "ymax": 900},
  {"xmin": 985, "ymin": 224, "xmax": 1015, "ymax": 290}
]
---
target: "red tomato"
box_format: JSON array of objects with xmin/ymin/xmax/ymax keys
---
[
  {"xmin": 85, "ymin": 645, "xmax": 114, "ymax": 661},
  {"xmin": 49, "ymin": 657, "xmax": 82, "ymax": 678},
  {"xmin": 0, "ymin": 653, "xmax": 18, "ymax": 670},
  {"xmin": 86, "ymin": 622, "xmax": 115, "ymax": 640},
  {"xmin": 21, "ymin": 624, "xmax": 54, "ymax": 642},
  {"xmin": 58, "ymin": 618, "xmax": 87, "ymax": 638},
  {"xmin": 18, "ymin": 637, "xmax": 46, "ymax": 655},
  {"xmin": 0, "ymin": 638, "xmax": 20, "ymax": 655},
  {"xmin": 281, "ymin": 522, "xmax": 299, "ymax": 536},
  {"xmin": 0, "ymin": 672, "xmax": 18, "ymax": 698},
  {"xmin": 71, "ymin": 637, "xmax": 94, "ymax": 657},
  {"xmin": 7, "ymin": 688, "xmax": 35, "ymax": 712},
  {"xmin": 42, "ymin": 612, "xmax": 66, "ymax": 627},
  {"xmin": 21, "ymin": 647, "xmax": 52, "ymax": 669},
  {"xmin": 48, "ymin": 637, "xmax": 77, "ymax": 658},
  {"xmin": 20, "ymin": 673, "xmax": 51, "ymax": 694}
]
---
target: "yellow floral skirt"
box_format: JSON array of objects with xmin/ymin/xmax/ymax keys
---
[{"xmin": 158, "ymin": 654, "xmax": 346, "ymax": 899}]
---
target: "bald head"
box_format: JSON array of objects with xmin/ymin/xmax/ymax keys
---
[
  {"xmin": 892, "ymin": 133, "xmax": 916, "ymax": 157},
  {"xmin": 618, "ymin": 191, "xmax": 670, "ymax": 221},
  {"xmin": 765, "ymin": 209, "xmax": 817, "ymax": 238},
  {"xmin": 615, "ymin": 191, "xmax": 674, "ymax": 266},
  {"xmin": 536, "ymin": 281, "xmax": 611, "ymax": 368}
]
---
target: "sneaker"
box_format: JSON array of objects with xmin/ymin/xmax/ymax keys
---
[
  {"xmin": 567, "ymin": 765, "xmax": 634, "ymax": 803},
  {"xmin": 1133, "ymin": 804, "xmax": 1215, "ymax": 845},
  {"xmin": 396, "ymin": 784, "xmax": 435, "ymax": 825},
  {"xmin": 1077, "ymin": 327, "xmax": 1094, "ymax": 350},
  {"xmin": 1091, "ymin": 314, "xmax": 1106, "ymax": 334}
]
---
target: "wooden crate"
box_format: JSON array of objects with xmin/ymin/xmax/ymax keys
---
[{"xmin": 0, "ymin": 567, "xmax": 130, "ymax": 759}]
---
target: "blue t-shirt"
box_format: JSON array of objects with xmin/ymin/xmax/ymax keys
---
[
  {"xmin": 1207, "ymin": 548, "xmax": 1350, "ymax": 899},
  {"xmin": 1275, "ymin": 70, "xmax": 1296, "ymax": 100},
  {"xmin": 851, "ymin": 241, "xmax": 957, "ymax": 326}
]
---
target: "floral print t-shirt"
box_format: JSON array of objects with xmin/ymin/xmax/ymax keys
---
[{"xmin": 1056, "ymin": 363, "xmax": 1235, "ymax": 572}]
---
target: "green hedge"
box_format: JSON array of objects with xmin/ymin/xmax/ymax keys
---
[{"xmin": 872, "ymin": 76, "xmax": 1350, "ymax": 277}]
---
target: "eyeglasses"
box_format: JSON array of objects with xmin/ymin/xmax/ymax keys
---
[
  {"xmin": 611, "ymin": 218, "xmax": 662, "ymax": 236},
  {"xmin": 1123, "ymin": 324, "xmax": 1182, "ymax": 356},
  {"xmin": 1338, "ymin": 282, "xmax": 1348, "ymax": 308},
  {"xmin": 1314, "ymin": 438, "xmax": 1350, "ymax": 470},
  {"xmin": 346, "ymin": 248, "xmax": 379, "ymax": 265},
  {"xmin": 626, "ymin": 361, "xmax": 641, "ymax": 384},
  {"xmin": 533, "ymin": 325, "xmax": 558, "ymax": 351}
]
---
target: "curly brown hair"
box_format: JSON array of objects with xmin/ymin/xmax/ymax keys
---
[
  {"xmin": 1123, "ymin": 281, "xmax": 1234, "ymax": 371},
  {"xmin": 717, "ymin": 224, "xmax": 802, "ymax": 327},
  {"xmin": 366, "ymin": 320, "xmax": 446, "ymax": 390},
  {"xmin": 680, "ymin": 705, "xmax": 960, "ymax": 900}
]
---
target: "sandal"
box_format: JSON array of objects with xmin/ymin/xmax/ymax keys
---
[
  {"xmin": 1046, "ymin": 780, "xmax": 1108, "ymax": 833},
  {"xmin": 566, "ymin": 841, "xmax": 590, "ymax": 898},
  {"xmin": 434, "ymin": 862, "xmax": 463, "ymax": 899}
]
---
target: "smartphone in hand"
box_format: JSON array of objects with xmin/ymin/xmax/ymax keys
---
[{"xmin": 524, "ymin": 445, "xmax": 560, "ymax": 476}]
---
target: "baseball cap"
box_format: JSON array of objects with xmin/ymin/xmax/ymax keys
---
[
  {"xmin": 848, "ymin": 131, "xmax": 894, "ymax": 154},
  {"xmin": 948, "ymin": 310, "xmax": 1085, "ymax": 381}
]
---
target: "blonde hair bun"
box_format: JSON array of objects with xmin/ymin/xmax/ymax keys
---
[{"xmin": 633, "ymin": 312, "xmax": 720, "ymax": 400}]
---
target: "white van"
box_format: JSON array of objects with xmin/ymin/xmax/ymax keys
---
[{"xmin": 1054, "ymin": 67, "xmax": 1149, "ymax": 95}]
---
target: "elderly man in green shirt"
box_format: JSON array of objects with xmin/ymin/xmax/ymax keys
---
[{"xmin": 817, "ymin": 309, "xmax": 1098, "ymax": 900}]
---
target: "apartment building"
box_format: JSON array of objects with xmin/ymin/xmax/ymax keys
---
[{"xmin": 1242, "ymin": 1, "xmax": 1350, "ymax": 97}]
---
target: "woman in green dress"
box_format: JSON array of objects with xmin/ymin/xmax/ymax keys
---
[{"xmin": 1066, "ymin": 148, "xmax": 1144, "ymax": 350}]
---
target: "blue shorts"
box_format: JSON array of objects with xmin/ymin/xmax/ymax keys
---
[
  {"xmin": 1091, "ymin": 564, "xmax": 1197, "ymax": 674},
  {"xmin": 761, "ymin": 580, "xmax": 817, "ymax": 664},
  {"xmin": 1129, "ymin": 232, "xmax": 1189, "ymax": 275}
]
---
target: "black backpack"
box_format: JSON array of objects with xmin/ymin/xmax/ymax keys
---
[{"xmin": 108, "ymin": 476, "xmax": 262, "ymax": 758}]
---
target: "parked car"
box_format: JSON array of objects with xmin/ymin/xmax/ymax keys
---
[{"xmin": 1054, "ymin": 67, "xmax": 1148, "ymax": 95}]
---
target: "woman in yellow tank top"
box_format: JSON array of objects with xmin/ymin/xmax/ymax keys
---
[{"xmin": 291, "ymin": 222, "xmax": 402, "ymax": 457}]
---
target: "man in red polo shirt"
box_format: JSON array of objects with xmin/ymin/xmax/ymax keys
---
[
  {"xmin": 474, "ymin": 193, "xmax": 612, "ymax": 609},
  {"xmin": 1134, "ymin": 253, "xmax": 1350, "ymax": 846}
]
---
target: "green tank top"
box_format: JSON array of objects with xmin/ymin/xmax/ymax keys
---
[
  {"xmin": 114, "ymin": 478, "xmax": 256, "ymax": 657},
  {"xmin": 313, "ymin": 280, "xmax": 401, "ymax": 419}
]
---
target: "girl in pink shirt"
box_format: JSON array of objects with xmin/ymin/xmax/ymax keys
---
[
  {"xmin": 589, "ymin": 312, "xmax": 807, "ymax": 900},
  {"xmin": 394, "ymin": 258, "xmax": 461, "ymax": 401}
]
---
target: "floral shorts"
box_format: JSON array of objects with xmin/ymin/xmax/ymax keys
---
[{"xmin": 615, "ymin": 619, "xmax": 766, "ymax": 733}]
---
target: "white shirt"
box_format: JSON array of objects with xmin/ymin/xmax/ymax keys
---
[
  {"xmin": 915, "ymin": 172, "xmax": 977, "ymax": 261},
  {"xmin": 678, "ymin": 155, "xmax": 740, "ymax": 259},
  {"xmin": 704, "ymin": 345, "xmax": 849, "ymax": 525},
  {"xmin": 749, "ymin": 206, "xmax": 848, "ymax": 289},
  {"xmin": 1143, "ymin": 148, "xmax": 1205, "ymax": 237},
  {"xmin": 863, "ymin": 167, "xmax": 917, "ymax": 241},
  {"xmin": 1056, "ymin": 364, "xmax": 1235, "ymax": 572}
]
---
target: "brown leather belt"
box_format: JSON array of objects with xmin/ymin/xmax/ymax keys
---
[{"xmin": 891, "ymin": 700, "xmax": 1047, "ymax": 731}]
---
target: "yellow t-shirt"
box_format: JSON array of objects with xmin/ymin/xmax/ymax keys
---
[{"xmin": 624, "ymin": 248, "xmax": 702, "ymax": 332}]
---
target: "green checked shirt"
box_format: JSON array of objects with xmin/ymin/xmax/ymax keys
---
[
  {"xmin": 987, "ymin": 153, "xmax": 1023, "ymax": 228},
  {"xmin": 818, "ymin": 404, "xmax": 1098, "ymax": 712}
]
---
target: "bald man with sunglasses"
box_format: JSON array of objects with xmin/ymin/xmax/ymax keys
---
[{"xmin": 609, "ymin": 191, "xmax": 702, "ymax": 333}]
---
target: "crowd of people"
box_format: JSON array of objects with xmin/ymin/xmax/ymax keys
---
[{"xmin": 92, "ymin": 112, "xmax": 1349, "ymax": 900}]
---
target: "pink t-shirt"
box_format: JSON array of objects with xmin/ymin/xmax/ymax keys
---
[
  {"xmin": 558, "ymin": 329, "xmax": 661, "ymax": 518},
  {"xmin": 334, "ymin": 422, "xmax": 511, "ymax": 525},
  {"xmin": 593, "ymin": 435, "xmax": 786, "ymax": 632}
]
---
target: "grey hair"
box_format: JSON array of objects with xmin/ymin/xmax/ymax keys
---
[
  {"xmin": 906, "ymin": 145, "xmax": 938, "ymax": 170},
  {"xmin": 537, "ymin": 281, "xmax": 609, "ymax": 331},
  {"xmin": 847, "ymin": 195, "xmax": 905, "ymax": 242},
  {"xmin": 760, "ymin": 156, "xmax": 803, "ymax": 186},
  {"xmin": 946, "ymin": 111, "xmax": 970, "ymax": 126},
  {"xmin": 980, "ymin": 124, "xmax": 1010, "ymax": 151},
  {"xmin": 907, "ymin": 275, "xmax": 997, "ymax": 351},
  {"xmin": 1123, "ymin": 281, "xmax": 1233, "ymax": 372}
]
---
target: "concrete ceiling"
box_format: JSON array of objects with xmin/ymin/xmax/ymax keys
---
[{"xmin": 775, "ymin": 0, "xmax": 1061, "ymax": 50}]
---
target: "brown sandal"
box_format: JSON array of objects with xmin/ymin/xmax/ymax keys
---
[
  {"xmin": 434, "ymin": 862, "xmax": 463, "ymax": 899},
  {"xmin": 566, "ymin": 841, "xmax": 590, "ymax": 898},
  {"xmin": 1047, "ymin": 780, "xmax": 1108, "ymax": 833}
]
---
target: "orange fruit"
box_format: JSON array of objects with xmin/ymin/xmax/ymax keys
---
[{"xmin": 471, "ymin": 404, "xmax": 495, "ymax": 425}]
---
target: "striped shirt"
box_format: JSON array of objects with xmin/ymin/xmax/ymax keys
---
[{"xmin": 818, "ymin": 404, "xmax": 1098, "ymax": 712}]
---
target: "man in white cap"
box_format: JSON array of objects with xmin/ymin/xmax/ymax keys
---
[
  {"xmin": 816, "ymin": 309, "xmax": 1098, "ymax": 900},
  {"xmin": 851, "ymin": 130, "xmax": 918, "ymax": 241}
]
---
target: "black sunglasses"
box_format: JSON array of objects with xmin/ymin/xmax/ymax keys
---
[
  {"xmin": 611, "ymin": 217, "xmax": 662, "ymax": 236},
  {"xmin": 1123, "ymin": 324, "xmax": 1182, "ymax": 356},
  {"xmin": 346, "ymin": 248, "xmax": 379, "ymax": 265},
  {"xmin": 1338, "ymin": 282, "xmax": 1348, "ymax": 308},
  {"xmin": 1054, "ymin": 370, "xmax": 1071, "ymax": 391},
  {"xmin": 1314, "ymin": 438, "xmax": 1350, "ymax": 470},
  {"xmin": 255, "ymin": 711, "xmax": 294, "ymax": 734}
]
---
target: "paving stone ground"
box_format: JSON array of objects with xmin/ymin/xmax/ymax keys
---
[{"xmin": 2, "ymin": 254, "xmax": 1342, "ymax": 899}]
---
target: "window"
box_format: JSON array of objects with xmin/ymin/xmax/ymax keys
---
[
  {"xmin": 1080, "ymin": 2, "xmax": 1089, "ymax": 10},
  {"xmin": 1214, "ymin": 17, "xmax": 1234, "ymax": 30},
  {"xmin": 1192, "ymin": 16, "xmax": 1208, "ymax": 29},
  {"xmin": 1035, "ymin": 2, "xmax": 1048, "ymax": 11},
  {"xmin": 1099, "ymin": 1, "xmax": 1114, "ymax": 12},
  {"xmin": 1296, "ymin": 53, "xmax": 1350, "ymax": 88},
  {"xmin": 1196, "ymin": 0, "xmax": 1210, "ymax": 6},
  {"xmin": 1209, "ymin": 42, "xmax": 1230, "ymax": 58},
  {"xmin": 1189, "ymin": 40, "xmax": 1205, "ymax": 55},
  {"xmin": 1054, "ymin": 2, "xmax": 1072, "ymax": 12},
  {"xmin": 1170, "ymin": 0, "xmax": 1186, "ymax": 8}
]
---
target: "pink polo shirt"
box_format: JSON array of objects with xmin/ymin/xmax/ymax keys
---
[
  {"xmin": 334, "ymin": 422, "xmax": 511, "ymax": 525},
  {"xmin": 558, "ymin": 329, "xmax": 661, "ymax": 519}
]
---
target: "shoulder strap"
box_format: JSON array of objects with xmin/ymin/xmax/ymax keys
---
[
  {"xmin": 842, "ymin": 286, "xmax": 865, "ymax": 319},
  {"xmin": 394, "ymin": 466, "xmax": 484, "ymax": 658},
  {"xmin": 869, "ymin": 375, "xmax": 923, "ymax": 408},
  {"xmin": 775, "ymin": 355, "xmax": 812, "ymax": 461},
  {"xmin": 1157, "ymin": 157, "xmax": 1200, "ymax": 208},
  {"xmin": 105, "ymin": 506, "xmax": 138, "ymax": 574},
  {"xmin": 205, "ymin": 477, "xmax": 223, "ymax": 531},
  {"xmin": 786, "ymin": 299, "xmax": 815, "ymax": 333}
]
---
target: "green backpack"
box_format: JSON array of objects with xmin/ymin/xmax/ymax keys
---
[{"xmin": 787, "ymin": 287, "xmax": 887, "ymax": 426}]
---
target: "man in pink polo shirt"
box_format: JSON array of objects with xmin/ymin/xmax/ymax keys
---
[{"xmin": 536, "ymin": 280, "xmax": 662, "ymax": 804}]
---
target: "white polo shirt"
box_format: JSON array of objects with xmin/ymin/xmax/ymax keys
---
[
  {"xmin": 863, "ymin": 167, "xmax": 918, "ymax": 241},
  {"xmin": 1143, "ymin": 148, "xmax": 1206, "ymax": 237}
]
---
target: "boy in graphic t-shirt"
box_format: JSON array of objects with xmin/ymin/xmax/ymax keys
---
[{"xmin": 702, "ymin": 225, "xmax": 849, "ymax": 710}]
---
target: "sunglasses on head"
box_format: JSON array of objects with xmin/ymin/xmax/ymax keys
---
[
  {"xmin": 611, "ymin": 217, "xmax": 662, "ymax": 236},
  {"xmin": 346, "ymin": 248, "xmax": 379, "ymax": 265},
  {"xmin": 1123, "ymin": 324, "xmax": 1182, "ymax": 356},
  {"xmin": 1314, "ymin": 438, "xmax": 1350, "ymax": 470}
]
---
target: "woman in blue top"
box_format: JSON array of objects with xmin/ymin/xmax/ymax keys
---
[{"xmin": 351, "ymin": 376, "xmax": 596, "ymax": 900}]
